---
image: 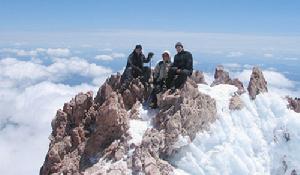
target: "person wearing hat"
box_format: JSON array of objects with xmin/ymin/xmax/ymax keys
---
[
  {"xmin": 166, "ymin": 42, "xmax": 193, "ymax": 92},
  {"xmin": 149, "ymin": 50, "xmax": 172, "ymax": 108},
  {"xmin": 120, "ymin": 45, "xmax": 154, "ymax": 91}
]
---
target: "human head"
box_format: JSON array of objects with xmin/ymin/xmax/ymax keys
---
[
  {"xmin": 162, "ymin": 50, "xmax": 171, "ymax": 62},
  {"xmin": 134, "ymin": 44, "xmax": 142, "ymax": 55},
  {"xmin": 175, "ymin": 42, "xmax": 183, "ymax": 53}
]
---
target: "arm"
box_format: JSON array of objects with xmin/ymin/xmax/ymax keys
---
[{"xmin": 142, "ymin": 52, "xmax": 154, "ymax": 63}]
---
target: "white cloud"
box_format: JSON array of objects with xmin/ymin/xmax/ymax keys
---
[
  {"xmin": 95, "ymin": 52, "xmax": 126, "ymax": 61},
  {"xmin": 233, "ymin": 69, "xmax": 296, "ymax": 91},
  {"xmin": 223, "ymin": 63, "xmax": 242, "ymax": 69},
  {"xmin": 0, "ymin": 47, "xmax": 72, "ymax": 58},
  {"xmin": 226, "ymin": 51, "xmax": 244, "ymax": 58},
  {"xmin": 283, "ymin": 57, "xmax": 299, "ymax": 61},
  {"xmin": 0, "ymin": 52, "xmax": 113, "ymax": 174},
  {"xmin": 46, "ymin": 48, "xmax": 70, "ymax": 57},
  {"xmin": 111, "ymin": 52, "xmax": 126, "ymax": 58},
  {"xmin": 0, "ymin": 48, "xmax": 38, "ymax": 57},
  {"xmin": 263, "ymin": 53, "xmax": 273, "ymax": 58},
  {"xmin": 0, "ymin": 81, "xmax": 98, "ymax": 175},
  {"xmin": 95, "ymin": 54, "xmax": 113, "ymax": 61},
  {"xmin": 0, "ymin": 57, "xmax": 112, "ymax": 88}
]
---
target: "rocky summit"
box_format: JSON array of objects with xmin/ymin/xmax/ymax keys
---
[{"xmin": 40, "ymin": 66, "xmax": 299, "ymax": 175}]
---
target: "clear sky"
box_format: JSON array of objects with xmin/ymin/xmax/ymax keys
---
[{"xmin": 1, "ymin": 0, "xmax": 300, "ymax": 34}]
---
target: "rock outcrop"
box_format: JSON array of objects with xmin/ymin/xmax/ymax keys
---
[
  {"xmin": 247, "ymin": 67, "xmax": 268, "ymax": 100},
  {"xmin": 287, "ymin": 97, "xmax": 300, "ymax": 113},
  {"xmin": 156, "ymin": 78, "xmax": 217, "ymax": 157},
  {"xmin": 190, "ymin": 70, "xmax": 207, "ymax": 84},
  {"xmin": 40, "ymin": 70, "xmax": 218, "ymax": 175},
  {"xmin": 211, "ymin": 65, "xmax": 245, "ymax": 94}
]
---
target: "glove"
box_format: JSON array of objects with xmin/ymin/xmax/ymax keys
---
[{"xmin": 148, "ymin": 52, "xmax": 154, "ymax": 59}]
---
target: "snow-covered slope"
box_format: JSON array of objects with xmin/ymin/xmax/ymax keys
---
[{"xmin": 168, "ymin": 84, "xmax": 300, "ymax": 175}]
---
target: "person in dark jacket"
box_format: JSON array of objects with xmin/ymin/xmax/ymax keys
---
[
  {"xmin": 166, "ymin": 42, "xmax": 193, "ymax": 92},
  {"xmin": 120, "ymin": 45, "xmax": 154, "ymax": 91}
]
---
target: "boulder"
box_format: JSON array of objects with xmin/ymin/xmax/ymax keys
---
[
  {"xmin": 287, "ymin": 97, "xmax": 300, "ymax": 113},
  {"xmin": 247, "ymin": 67, "xmax": 268, "ymax": 100},
  {"xmin": 211, "ymin": 65, "xmax": 245, "ymax": 94},
  {"xmin": 229, "ymin": 95, "xmax": 244, "ymax": 110},
  {"xmin": 191, "ymin": 70, "xmax": 207, "ymax": 84}
]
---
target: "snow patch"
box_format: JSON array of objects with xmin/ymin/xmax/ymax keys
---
[{"xmin": 172, "ymin": 84, "xmax": 300, "ymax": 175}]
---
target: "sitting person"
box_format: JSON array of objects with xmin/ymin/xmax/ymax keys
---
[
  {"xmin": 149, "ymin": 51, "xmax": 172, "ymax": 108},
  {"xmin": 166, "ymin": 42, "xmax": 193, "ymax": 93},
  {"xmin": 120, "ymin": 44, "xmax": 154, "ymax": 91}
]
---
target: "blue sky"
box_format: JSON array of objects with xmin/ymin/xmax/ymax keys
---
[{"xmin": 1, "ymin": 0, "xmax": 300, "ymax": 34}]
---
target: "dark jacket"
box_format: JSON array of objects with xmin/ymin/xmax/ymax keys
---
[
  {"xmin": 126, "ymin": 52, "xmax": 151, "ymax": 70},
  {"xmin": 172, "ymin": 50, "xmax": 193, "ymax": 76}
]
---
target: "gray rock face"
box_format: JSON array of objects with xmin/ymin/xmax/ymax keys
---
[
  {"xmin": 247, "ymin": 67, "xmax": 268, "ymax": 100},
  {"xmin": 229, "ymin": 95, "xmax": 244, "ymax": 110},
  {"xmin": 191, "ymin": 70, "xmax": 207, "ymax": 84},
  {"xmin": 211, "ymin": 65, "xmax": 245, "ymax": 94},
  {"xmin": 287, "ymin": 97, "xmax": 300, "ymax": 113},
  {"xmin": 156, "ymin": 78, "xmax": 217, "ymax": 157},
  {"xmin": 131, "ymin": 128, "xmax": 174, "ymax": 175}
]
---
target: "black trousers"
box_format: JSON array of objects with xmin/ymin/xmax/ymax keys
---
[{"xmin": 166, "ymin": 69, "xmax": 188, "ymax": 89}]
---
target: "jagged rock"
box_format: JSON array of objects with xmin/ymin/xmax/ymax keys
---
[
  {"xmin": 129, "ymin": 101, "xmax": 141, "ymax": 119},
  {"xmin": 131, "ymin": 128, "xmax": 174, "ymax": 175},
  {"xmin": 191, "ymin": 70, "xmax": 207, "ymax": 84},
  {"xmin": 211, "ymin": 65, "xmax": 245, "ymax": 94},
  {"xmin": 230, "ymin": 78, "xmax": 246, "ymax": 95},
  {"xmin": 247, "ymin": 67, "xmax": 268, "ymax": 100},
  {"xmin": 95, "ymin": 73, "xmax": 122, "ymax": 105},
  {"xmin": 229, "ymin": 95, "xmax": 244, "ymax": 110},
  {"xmin": 40, "ymin": 90, "xmax": 130, "ymax": 174},
  {"xmin": 81, "ymin": 92, "xmax": 129, "ymax": 169},
  {"xmin": 211, "ymin": 65, "xmax": 231, "ymax": 86},
  {"xmin": 287, "ymin": 97, "xmax": 300, "ymax": 113},
  {"xmin": 41, "ymin": 92, "xmax": 94, "ymax": 175},
  {"xmin": 122, "ymin": 78, "xmax": 148, "ymax": 110},
  {"xmin": 156, "ymin": 78, "xmax": 217, "ymax": 157}
]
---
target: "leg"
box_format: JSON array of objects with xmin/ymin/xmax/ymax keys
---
[{"xmin": 174, "ymin": 73, "xmax": 188, "ymax": 89}]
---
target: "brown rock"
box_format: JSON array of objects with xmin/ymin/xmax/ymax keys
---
[
  {"xmin": 156, "ymin": 78, "xmax": 217, "ymax": 157},
  {"xmin": 287, "ymin": 97, "xmax": 300, "ymax": 113},
  {"xmin": 211, "ymin": 65, "xmax": 245, "ymax": 94},
  {"xmin": 131, "ymin": 128, "xmax": 174, "ymax": 175},
  {"xmin": 229, "ymin": 95, "xmax": 244, "ymax": 110},
  {"xmin": 211, "ymin": 65, "xmax": 231, "ymax": 86},
  {"xmin": 81, "ymin": 92, "xmax": 129, "ymax": 167},
  {"xmin": 122, "ymin": 78, "xmax": 147, "ymax": 110},
  {"xmin": 247, "ymin": 67, "xmax": 268, "ymax": 100},
  {"xmin": 191, "ymin": 70, "xmax": 207, "ymax": 84},
  {"xmin": 129, "ymin": 101, "xmax": 141, "ymax": 119}
]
